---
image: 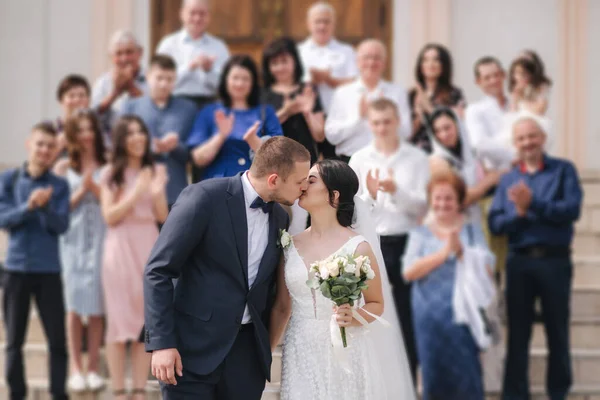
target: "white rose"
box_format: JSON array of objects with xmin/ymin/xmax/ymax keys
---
[
  {"xmin": 355, "ymin": 255, "xmax": 368, "ymax": 271},
  {"xmin": 336, "ymin": 257, "xmax": 348, "ymax": 267},
  {"xmin": 344, "ymin": 262, "xmax": 357, "ymax": 274},
  {"xmin": 320, "ymin": 263, "xmax": 331, "ymax": 279},
  {"xmin": 366, "ymin": 268, "xmax": 376, "ymax": 280},
  {"xmin": 327, "ymin": 261, "xmax": 340, "ymax": 277},
  {"xmin": 280, "ymin": 231, "xmax": 291, "ymax": 248}
]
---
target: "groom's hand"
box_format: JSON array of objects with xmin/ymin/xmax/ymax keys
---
[{"xmin": 151, "ymin": 348, "xmax": 183, "ymax": 385}]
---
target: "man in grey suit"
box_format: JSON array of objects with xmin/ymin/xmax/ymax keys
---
[{"xmin": 144, "ymin": 136, "xmax": 311, "ymax": 399}]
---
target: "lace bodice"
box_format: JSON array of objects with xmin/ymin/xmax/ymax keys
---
[{"xmin": 283, "ymin": 235, "xmax": 366, "ymax": 321}]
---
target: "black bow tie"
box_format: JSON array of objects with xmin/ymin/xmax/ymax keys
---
[{"xmin": 250, "ymin": 196, "xmax": 274, "ymax": 214}]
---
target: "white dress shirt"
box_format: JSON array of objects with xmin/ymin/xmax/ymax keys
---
[
  {"xmin": 297, "ymin": 37, "xmax": 358, "ymax": 113},
  {"xmin": 156, "ymin": 29, "xmax": 230, "ymax": 97},
  {"xmin": 465, "ymin": 95, "xmax": 514, "ymax": 171},
  {"xmin": 240, "ymin": 172, "xmax": 269, "ymax": 324},
  {"xmin": 325, "ymin": 79, "xmax": 411, "ymax": 157},
  {"xmin": 349, "ymin": 143, "xmax": 429, "ymax": 236}
]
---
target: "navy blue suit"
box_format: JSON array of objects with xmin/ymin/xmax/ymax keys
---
[{"xmin": 144, "ymin": 173, "xmax": 288, "ymax": 399}]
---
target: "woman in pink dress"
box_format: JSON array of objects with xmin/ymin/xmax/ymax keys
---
[{"xmin": 100, "ymin": 115, "xmax": 168, "ymax": 399}]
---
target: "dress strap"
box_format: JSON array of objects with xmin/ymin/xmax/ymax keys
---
[{"xmin": 343, "ymin": 235, "xmax": 367, "ymax": 256}]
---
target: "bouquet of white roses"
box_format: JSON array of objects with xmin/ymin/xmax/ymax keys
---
[{"xmin": 306, "ymin": 252, "xmax": 375, "ymax": 348}]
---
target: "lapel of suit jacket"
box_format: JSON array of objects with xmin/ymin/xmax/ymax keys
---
[
  {"xmin": 226, "ymin": 173, "xmax": 249, "ymax": 289},
  {"xmin": 254, "ymin": 206, "xmax": 280, "ymax": 286}
]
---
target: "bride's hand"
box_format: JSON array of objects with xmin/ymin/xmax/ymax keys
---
[{"xmin": 334, "ymin": 304, "xmax": 353, "ymax": 327}]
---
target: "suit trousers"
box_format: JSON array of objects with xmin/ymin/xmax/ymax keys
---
[
  {"xmin": 502, "ymin": 253, "xmax": 572, "ymax": 400},
  {"xmin": 380, "ymin": 234, "xmax": 419, "ymax": 385},
  {"xmin": 161, "ymin": 326, "xmax": 266, "ymax": 400},
  {"xmin": 3, "ymin": 271, "xmax": 68, "ymax": 400}
]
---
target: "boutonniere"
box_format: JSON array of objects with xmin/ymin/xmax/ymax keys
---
[{"xmin": 278, "ymin": 229, "xmax": 292, "ymax": 249}]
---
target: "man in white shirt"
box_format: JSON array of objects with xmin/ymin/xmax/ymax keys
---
[
  {"xmin": 349, "ymin": 98, "xmax": 429, "ymax": 383},
  {"xmin": 325, "ymin": 39, "xmax": 411, "ymax": 162},
  {"xmin": 297, "ymin": 1, "xmax": 358, "ymax": 160},
  {"xmin": 156, "ymin": 0, "xmax": 230, "ymax": 108},
  {"xmin": 91, "ymin": 30, "xmax": 148, "ymax": 131},
  {"xmin": 297, "ymin": 2, "xmax": 358, "ymax": 114},
  {"xmin": 466, "ymin": 57, "xmax": 513, "ymax": 284},
  {"xmin": 465, "ymin": 57, "xmax": 513, "ymax": 171}
]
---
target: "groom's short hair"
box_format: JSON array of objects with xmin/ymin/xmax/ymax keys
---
[{"xmin": 251, "ymin": 136, "xmax": 310, "ymax": 180}]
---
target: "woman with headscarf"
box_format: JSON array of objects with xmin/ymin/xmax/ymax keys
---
[{"xmin": 428, "ymin": 107, "xmax": 504, "ymax": 229}]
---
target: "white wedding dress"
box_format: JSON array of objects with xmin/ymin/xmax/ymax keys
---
[{"xmin": 280, "ymin": 233, "xmax": 416, "ymax": 400}]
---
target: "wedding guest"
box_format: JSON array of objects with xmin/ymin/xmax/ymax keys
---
[
  {"xmin": 489, "ymin": 112, "xmax": 582, "ymax": 400},
  {"xmin": 403, "ymin": 172, "xmax": 488, "ymax": 399},
  {"xmin": 519, "ymin": 49, "xmax": 552, "ymax": 87},
  {"xmin": 122, "ymin": 54, "xmax": 197, "ymax": 208},
  {"xmin": 188, "ymin": 55, "xmax": 282, "ymax": 182},
  {"xmin": 297, "ymin": 1, "xmax": 357, "ymax": 112},
  {"xmin": 465, "ymin": 56, "xmax": 512, "ymax": 281},
  {"xmin": 349, "ymin": 98, "xmax": 429, "ymax": 382},
  {"xmin": 466, "ymin": 57, "xmax": 513, "ymax": 171},
  {"xmin": 53, "ymin": 75, "xmax": 92, "ymax": 160},
  {"xmin": 53, "ymin": 110, "xmax": 107, "ymax": 392},
  {"xmin": 429, "ymin": 108, "xmax": 503, "ymax": 229},
  {"xmin": 297, "ymin": 1, "xmax": 358, "ymax": 159},
  {"xmin": 156, "ymin": 0, "xmax": 230, "ymax": 108},
  {"xmin": 92, "ymin": 30, "xmax": 148, "ymax": 131},
  {"xmin": 0, "ymin": 122, "xmax": 70, "ymax": 400},
  {"xmin": 262, "ymin": 37, "xmax": 325, "ymax": 165},
  {"xmin": 100, "ymin": 116, "xmax": 168, "ymax": 400},
  {"xmin": 325, "ymin": 39, "xmax": 411, "ymax": 162},
  {"xmin": 508, "ymin": 57, "xmax": 552, "ymax": 115},
  {"xmin": 409, "ymin": 43, "xmax": 465, "ymax": 153}
]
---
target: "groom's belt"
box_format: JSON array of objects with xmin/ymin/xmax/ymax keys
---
[
  {"xmin": 239, "ymin": 323, "xmax": 254, "ymax": 332},
  {"xmin": 379, "ymin": 234, "xmax": 409, "ymax": 244}
]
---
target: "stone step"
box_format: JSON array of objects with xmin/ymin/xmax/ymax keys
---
[
  {"xmin": 0, "ymin": 379, "xmax": 281, "ymax": 400},
  {"xmin": 571, "ymin": 287, "xmax": 600, "ymax": 319},
  {"xmin": 574, "ymin": 257, "xmax": 600, "ymax": 287},
  {"xmin": 531, "ymin": 317, "xmax": 600, "ymax": 350},
  {"xmin": 0, "ymin": 379, "xmax": 161, "ymax": 400},
  {"xmin": 573, "ymin": 233, "xmax": 600, "ymax": 256},
  {"xmin": 530, "ymin": 348, "xmax": 600, "ymax": 386},
  {"xmin": 485, "ymin": 385, "xmax": 600, "ymax": 400}
]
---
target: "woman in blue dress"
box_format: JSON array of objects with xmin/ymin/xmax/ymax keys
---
[
  {"xmin": 188, "ymin": 55, "xmax": 283, "ymax": 181},
  {"xmin": 402, "ymin": 172, "xmax": 488, "ymax": 400},
  {"xmin": 54, "ymin": 109, "xmax": 107, "ymax": 392}
]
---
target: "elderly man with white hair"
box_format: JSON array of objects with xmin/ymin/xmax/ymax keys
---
[
  {"xmin": 156, "ymin": 0, "xmax": 229, "ymax": 108},
  {"xmin": 91, "ymin": 30, "xmax": 148, "ymax": 132},
  {"xmin": 324, "ymin": 39, "xmax": 411, "ymax": 162},
  {"xmin": 488, "ymin": 111, "xmax": 583, "ymax": 400},
  {"xmin": 297, "ymin": 1, "xmax": 357, "ymax": 113}
]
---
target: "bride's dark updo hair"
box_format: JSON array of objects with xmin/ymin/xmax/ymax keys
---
[{"xmin": 316, "ymin": 160, "xmax": 359, "ymax": 227}]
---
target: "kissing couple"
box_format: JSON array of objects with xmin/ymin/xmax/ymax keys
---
[{"xmin": 143, "ymin": 136, "xmax": 416, "ymax": 399}]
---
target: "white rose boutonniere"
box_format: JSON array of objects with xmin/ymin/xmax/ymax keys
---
[{"xmin": 278, "ymin": 229, "xmax": 292, "ymax": 249}]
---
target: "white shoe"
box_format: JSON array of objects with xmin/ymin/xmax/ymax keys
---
[
  {"xmin": 86, "ymin": 371, "xmax": 106, "ymax": 391},
  {"xmin": 67, "ymin": 373, "xmax": 87, "ymax": 392}
]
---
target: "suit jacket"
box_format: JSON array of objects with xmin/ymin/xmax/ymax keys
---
[{"xmin": 143, "ymin": 173, "xmax": 288, "ymax": 379}]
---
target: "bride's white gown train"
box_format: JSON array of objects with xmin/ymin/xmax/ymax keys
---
[{"xmin": 280, "ymin": 234, "xmax": 416, "ymax": 400}]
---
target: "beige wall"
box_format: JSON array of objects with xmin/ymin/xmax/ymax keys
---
[
  {"xmin": 0, "ymin": 0, "xmax": 595, "ymax": 170},
  {"xmin": 0, "ymin": 0, "xmax": 148, "ymax": 166}
]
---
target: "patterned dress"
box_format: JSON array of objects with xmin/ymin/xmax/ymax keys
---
[
  {"xmin": 59, "ymin": 168, "xmax": 106, "ymax": 316},
  {"xmin": 402, "ymin": 224, "xmax": 486, "ymax": 400}
]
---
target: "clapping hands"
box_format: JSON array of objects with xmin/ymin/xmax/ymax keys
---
[
  {"xmin": 27, "ymin": 187, "xmax": 53, "ymax": 210},
  {"xmin": 154, "ymin": 132, "xmax": 180, "ymax": 154},
  {"xmin": 365, "ymin": 168, "xmax": 397, "ymax": 200},
  {"xmin": 508, "ymin": 180, "xmax": 532, "ymax": 216}
]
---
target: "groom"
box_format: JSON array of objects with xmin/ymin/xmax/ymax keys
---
[{"xmin": 143, "ymin": 136, "xmax": 311, "ymax": 399}]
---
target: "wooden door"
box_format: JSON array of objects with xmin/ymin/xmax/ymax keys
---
[{"xmin": 150, "ymin": 0, "xmax": 393, "ymax": 77}]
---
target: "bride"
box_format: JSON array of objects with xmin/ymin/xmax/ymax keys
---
[{"xmin": 269, "ymin": 159, "xmax": 416, "ymax": 399}]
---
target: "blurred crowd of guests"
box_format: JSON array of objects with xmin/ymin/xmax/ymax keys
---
[{"xmin": 0, "ymin": 0, "xmax": 584, "ymax": 400}]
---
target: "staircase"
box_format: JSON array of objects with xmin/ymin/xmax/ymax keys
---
[{"xmin": 0, "ymin": 171, "xmax": 599, "ymax": 399}]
